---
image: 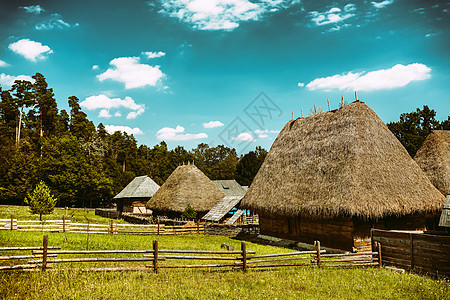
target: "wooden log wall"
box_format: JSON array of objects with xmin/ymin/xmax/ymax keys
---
[{"xmin": 372, "ymin": 229, "xmax": 450, "ymax": 276}]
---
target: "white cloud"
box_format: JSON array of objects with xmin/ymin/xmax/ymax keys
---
[
  {"xmin": 297, "ymin": 82, "xmax": 304, "ymax": 87},
  {"xmin": 97, "ymin": 57, "xmax": 165, "ymax": 89},
  {"xmin": 156, "ymin": 125, "xmax": 207, "ymax": 141},
  {"xmin": 203, "ymin": 120, "xmax": 224, "ymax": 128},
  {"xmin": 8, "ymin": 39, "xmax": 53, "ymax": 62},
  {"xmin": 0, "ymin": 60, "xmax": 9, "ymax": 67},
  {"xmin": 35, "ymin": 14, "xmax": 79, "ymax": 30},
  {"xmin": 371, "ymin": 1, "xmax": 393, "ymax": 9},
  {"xmin": 21, "ymin": 5, "xmax": 45, "ymax": 14},
  {"xmin": 81, "ymin": 94, "xmax": 145, "ymax": 119},
  {"xmin": 127, "ymin": 107, "xmax": 145, "ymax": 119},
  {"xmin": 232, "ymin": 132, "xmax": 256, "ymax": 142},
  {"xmin": 258, "ymin": 134, "xmax": 269, "ymax": 138},
  {"xmin": 270, "ymin": 130, "xmax": 280, "ymax": 133},
  {"xmin": 0, "ymin": 73, "xmax": 35, "ymax": 87},
  {"xmin": 254, "ymin": 129, "xmax": 268, "ymax": 134},
  {"xmin": 309, "ymin": 4, "xmax": 356, "ymax": 28},
  {"xmin": 98, "ymin": 109, "xmax": 112, "ymax": 118},
  {"xmin": 158, "ymin": 0, "xmax": 300, "ymax": 31},
  {"xmin": 104, "ymin": 125, "xmax": 143, "ymax": 135},
  {"xmin": 92, "ymin": 65, "xmax": 99, "ymax": 70},
  {"xmin": 114, "ymin": 111, "xmax": 122, "ymax": 117},
  {"xmin": 306, "ymin": 63, "xmax": 431, "ymax": 91},
  {"xmin": 143, "ymin": 51, "xmax": 166, "ymax": 59}
]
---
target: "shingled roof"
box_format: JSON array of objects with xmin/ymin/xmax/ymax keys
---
[
  {"xmin": 212, "ymin": 180, "xmax": 247, "ymax": 197},
  {"xmin": 114, "ymin": 175, "xmax": 160, "ymax": 199}
]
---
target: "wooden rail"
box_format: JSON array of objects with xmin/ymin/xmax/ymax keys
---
[
  {"xmin": 1, "ymin": 236, "xmax": 382, "ymax": 272},
  {"xmin": 0, "ymin": 217, "xmax": 204, "ymax": 235}
]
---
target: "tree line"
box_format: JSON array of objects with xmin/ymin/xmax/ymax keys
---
[
  {"xmin": 0, "ymin": 73, "xmax": 267, "ymax": 208},
  {"xmin": 1, "ymin": 73, "xmax": 447, "ymax": 208}
]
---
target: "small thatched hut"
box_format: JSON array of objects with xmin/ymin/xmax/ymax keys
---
[
  {"xmin": 114, "ymin": 175, "xmax": 160, "ymax": 214},
  {"xmin": 242, "ymin": 101, "xmax": 445, "ymax": 252},
  {"xmin": 146, "ymin": 165, "xmax": 226, "ymax": 218},
  {"xmin": 414, "ymin": 130, "xmax": 450, "ymax": 196}
]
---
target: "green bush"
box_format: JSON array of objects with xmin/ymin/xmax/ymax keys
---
[
  {"xmin": 24, "ymin": 181, "xmax": 58, "ymax": 220},
  {"xmin": 181, "ymin": 204, "xmax": 197, "ymax": 219}
]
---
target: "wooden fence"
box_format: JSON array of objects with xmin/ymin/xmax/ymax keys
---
[
  {"xmin": 0, "ymin": 217, "xmax": 204, "ymax": 235},
  {"xmin": 371, "ymin": 229, "xmax": 450, "ymax": 276},
  {"xmin": 0, "ymin": 236, "xmax": 381, "ymax": 272}
]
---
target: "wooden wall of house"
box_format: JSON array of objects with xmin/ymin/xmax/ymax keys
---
[
  {"xmin": 259, "ymin": 214, "xmax": 355, "ymax": 251},
  {"xmin": 259, "ymin": 212, "xmax": 440, "ymax": 252}
]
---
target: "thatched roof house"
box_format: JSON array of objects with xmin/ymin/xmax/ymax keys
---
[
  {"xmin": 146, "ymin": 165, "xmax": 226, "ymax": 218},
  {"xmin": 114, "ymin": 175, "xmax": 160, "ymax": 214},
  {"xmin": 242, "ymin": 101, "xmax": 445, "ymax": 251},
  {"xmin": 414, "ymin": 130, "xmax": 450, "ymax": 196}
]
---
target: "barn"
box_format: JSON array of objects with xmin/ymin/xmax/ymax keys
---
[
  {"xmin": 146, "ymin": 164, "xmax": 226, "ymax": 219},
  {"xmin": 241, "ymin": 101, "xmax": 445, "ymax": 252},
  {"xmin": 114, "ymin": 175, "xmax": 160, "ymax": 215}
]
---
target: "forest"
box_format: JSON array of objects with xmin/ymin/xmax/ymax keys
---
[{"xmin": 0, "ymin": 73, "xmax": 448, "ymax": 208}]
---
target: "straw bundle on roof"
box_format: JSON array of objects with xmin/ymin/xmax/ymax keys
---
[
  {"xmin": 242, "ymin": 101, "xmax": 444, "ymax": 219},
  {"xmin": 146, "ymin": 165, "xmax": 226, "ymax": 213},
  {"xmin": 414, "ymin": 130, "xmax": 450, "ymax": 196}
]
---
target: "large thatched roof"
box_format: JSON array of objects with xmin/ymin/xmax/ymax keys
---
[
  {"xmin": 114, "ymin": 175, "xmax": 160, "ymax": 199},
  {"xmin": 241, "ymin": 101, "xmax": 445, "ymax": 219},
  {"xmin": 414, "ymin": 130, "xmax": 450, "ymax": 196},
  {"xmin": 146, "ymin": 165, "xmax": 226, "ymax": 213}
]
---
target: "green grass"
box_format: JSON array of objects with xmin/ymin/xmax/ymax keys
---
[
  {"xmin": 0, "ymin": 231, "xmax": 448, "ymax": 300},
  {"xmin": 0, "ymin": 205, "xmax": 128, "ymax": 224}
]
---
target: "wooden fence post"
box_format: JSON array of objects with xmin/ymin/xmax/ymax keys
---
[
  {"xmin": 377, "ymin": 242, "xmax": 382, "ymax": 268},
  {"xmin": 241, "ymin": 241, "xmax": 247, "ymax": 272},
  {"xmin": 410, "ymin": 233, "xmax": 414, "ymax": 270},
  {"xmin": 62, "ymin": 216, "xmax": 66, "ymax": 233},
  {"xmin": 315, "ymin": 241, "xmax": 321, "ymax": 268},
  {"xmin": 153, "ymin": 240, "xmax": 158, "ymax": 274},
  {"xmin": 110, "ymin": 219, "xmax": 114, "ymax": 234},
  {"xmin": 42, "ymin": 234, "xmax": 48, "ymax": 270},
  {"xmin": 197, "ymin": 220, "xmax": 199, "ymax": 234},
  {"xmin": 157, "ymin": 220, "xmax": 160, "ymax": 235},
  {"xmin": 10, "ymin": 214, "xmax": 13, "ymax": 230}
]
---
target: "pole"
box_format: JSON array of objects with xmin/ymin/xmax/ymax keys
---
[
  {"xmin": 316, "ymin": 241, "xmax": 321, "ymax": 268},
  {"xmin": 377, "ymin": 242, "xmax": 382, "ymax": 268},
  {"xmin": 10, "ymin": 214, "xmax": 13, "ymax": 230},
  {"xmin": 62, "ymin": 216, "xmax": 65, "ymax": 233},
  {"xmin": 157, "ymin": 220, "xmax": 160, "ymax": 235},
  {"xmin": 42, "ymin": 235, "xmax": 48, "ymax": 270},
  {"xmin": 153, "ymin": 240, "xmax": 158, "ymax": 274},
  {"xmin": 241, "ymin": 241, "xmax": 247, "ymax": 272}
]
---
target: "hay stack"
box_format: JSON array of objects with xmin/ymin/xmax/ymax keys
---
[
  {"xmin": 146, "ymin": 165, "xmax": 226, "ymax": 214},
  {"xmin": 414, "ymin": 130, "xmax": 450, "ymax": 196},
  {"xmin": 242, "ymin": 101, "xmax": 444, "ymax": 219}
]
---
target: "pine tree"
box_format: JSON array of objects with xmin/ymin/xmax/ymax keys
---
[{"xmin": 24, "ymin": 181, "xmax": 57, "ymax": 220}]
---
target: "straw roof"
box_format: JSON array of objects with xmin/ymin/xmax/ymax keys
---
[
  {"xmin": 212, "ymin": 180, "xmax": 247, "ymax": 197},
  {"xmin": 114, "ymin": 175, "xmax": 160, "ymax": 199},
  {"xmin": 241, "ymin": 101, "xmax": 445, "ymax": 219},
  {"xmin": 414, "ymin": 130, "xmax": 450, "ymax": 195},
  {"xmin": 146, "ymin": 165, "xmax": 226, "ymax": 213}
]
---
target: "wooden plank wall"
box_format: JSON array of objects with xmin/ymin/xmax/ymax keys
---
[{"xmin": 372, "ymin": 229, "xmax": 450, "ymax": 276}]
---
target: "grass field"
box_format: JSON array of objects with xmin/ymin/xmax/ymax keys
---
[{"xmin": 0, "ymin": 206, "xmax": 449, "ymax": 299}]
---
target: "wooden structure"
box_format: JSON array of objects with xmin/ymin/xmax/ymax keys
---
[
  {"xmin": 372, "ymin": 229, "xmax": 450, "ymax": 276},
  {"xmin": 114, "ymin": 175, "xmax": 160, "ymax": 215},
  {"xmin": 439, "ymin": 188, "xmax": 450, "ymax": 228},
  {"xmin": 414, "ymin": 130, "xmax": 450, "ymax": 196},
  {"xmin": 242, "ymin": 101, "xmax": 445, "ymax": 252},
  {"xmin": 146, "ymin": 164, "xmax": 226, "ymax": 219}
]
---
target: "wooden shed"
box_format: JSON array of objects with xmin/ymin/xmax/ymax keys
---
[
  {"xmin": 241, "ymin": 101, "xmax": 445, "ymax": 252},
  {"xmin": 146, "ymin": 164, "xmax": 226, "ymax": 219},
  {"xmin": 414, "ymin": 130, "xmax": 450, "ymax": 196},
  {"xmin": 114, "ymin": 175, "xmax": 160, "ymax": 215}
]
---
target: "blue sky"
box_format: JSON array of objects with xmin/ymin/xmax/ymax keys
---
[{"xmin": 1, "ymin": 0, "xmax": 449, "ymax": 153}]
